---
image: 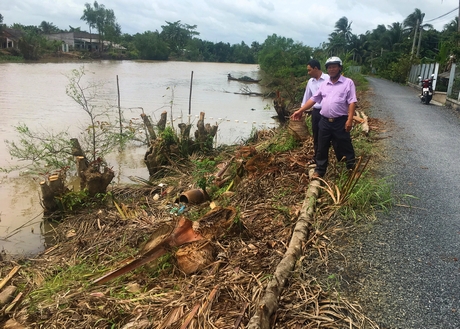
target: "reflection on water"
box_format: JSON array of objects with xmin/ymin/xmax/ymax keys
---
[
  {"xmin": 0, "ymin": 60, "xmax": 277, "ymax": 256},
  {"xmin": 0, "ymin": 174, "xmax": 44, "ymax": 256}
]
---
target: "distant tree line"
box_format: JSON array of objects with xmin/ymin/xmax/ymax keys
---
[{"xmin": 2, "ymin": 4, "xmax": 460, "ymax": 85}]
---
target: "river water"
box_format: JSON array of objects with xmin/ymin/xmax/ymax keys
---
[{"xmin": 0, "ymin": 60, "xmax": 276, "ymax": 256}]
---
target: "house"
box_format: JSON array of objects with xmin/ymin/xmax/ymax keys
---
[
  {"xmin": 0, "ymin": 28, "xmax": 23, "ymax": 49},
  {"xmin": 44, "ymin": 31, "xmax": 125, "ymax": 52}
]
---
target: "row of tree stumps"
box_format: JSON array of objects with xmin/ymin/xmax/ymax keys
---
[
  {"xmin": 144, "ymin": 111, "xmax": 218, "ymax": 177},
  {"xmin": 40, "ymin": 111, "xmax": 218, "ymax": 213}
]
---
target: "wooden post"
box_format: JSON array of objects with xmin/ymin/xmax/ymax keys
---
[
  {"xmin": 117, "ymin": 75, "xmax": 122, "ymax": 135},
  {"xmin": 189, "ymin": 71, "xmax": 194, "ymax": 116}
]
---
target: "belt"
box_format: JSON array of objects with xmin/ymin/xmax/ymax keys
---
[{"xmin": 322, "ymin": 115, "xmax": 347, "ymax": 122}]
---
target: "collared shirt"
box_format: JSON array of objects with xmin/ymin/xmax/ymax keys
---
[
  {"xmin": 301, "ymin": 72, "xmax": 329, "ymax": 109},
  {"xmin": 311, "ymin": 75, "xmax": 357, "ymax": 118}
]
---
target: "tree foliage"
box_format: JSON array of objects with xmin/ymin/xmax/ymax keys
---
[
  {"xmin": 80, "ymin": 1, "xmax": 121, "ymax": 52},
  {"xmin": 39, "ymin": 21, "xmax": 61, "ymax": 34},
  {"xmin": 160, "ymin": 20, "xmax": 199, "ymax": 56},
  {"xmin": 258, "ymin": 34, "xmax": 312, "ymax": 78},
  {"xmin": 133, "ymin": 31, "xmax": 169, "ymax": 60}
]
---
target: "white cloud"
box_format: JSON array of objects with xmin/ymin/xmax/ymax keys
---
[{"xmin": 1, "ymin": 0, "xmax": 458, "ymax": 47}]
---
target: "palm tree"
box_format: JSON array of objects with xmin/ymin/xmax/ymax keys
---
[
  {"xmin": 387, "ymin": 22, "xmax": 406, "ymax": 51},
  {"xmin": 39, "ymin": 21, "xmax": 60, "ymax": 34},
  {"xmin": 334, "ymin": 16, "xmax": 353, "ymax": 44},
  {"xmin": 327, "ymin": 16, "xmax": 353, "ymax": 56},
  {"xmin": 327, "ymin": 32, "xmax": 347, "ymax": 56},
  {"xmin": 403, "ymin": 8, "xmax": 433, "ymax": 35},
  {"xmin": 348, "ymin": 34, "xmax": 367, "ymax": 63}
]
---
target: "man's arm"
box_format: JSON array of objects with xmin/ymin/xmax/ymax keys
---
[
  {"xmin": 345, "ymin": 102, "xmax": 356, "ymax": 132},
  {"xmin": 290, "ymin": 98, "xmax": 316, "ymax": 121}
]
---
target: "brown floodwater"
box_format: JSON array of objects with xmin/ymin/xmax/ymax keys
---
[{"xmin": 0, "ymin": 60, "xmax": 276, "ymax": 256}]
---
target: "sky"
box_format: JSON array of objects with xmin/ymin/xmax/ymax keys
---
[{"xmin": 1, "ymin": 0, "xmax": 459, "ymax": 48}]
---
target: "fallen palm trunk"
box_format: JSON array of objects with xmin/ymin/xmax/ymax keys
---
[
  {"xmin": 91, "ymin": 217, "xmax": 203, "ymax": 285},
  {"xmin": 247, "ymin": 176, "xmax": 321, "ymax": 329},
  {"xmin": 92, "ymin": 207, "xmax": 236, "ymax": 285}
]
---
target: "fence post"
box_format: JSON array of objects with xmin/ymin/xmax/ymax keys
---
[
  {"xmin": 447, "ymin": 63, "xmax": 456, "ymax": 97},
  {"xmin": 432, "ymin": 63, "xmax": 439, "ymax": 91}
]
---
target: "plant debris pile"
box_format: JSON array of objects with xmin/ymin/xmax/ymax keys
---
[{"xmin": 1, "ymin": 94, "xmax": 384, "ymax": 328}]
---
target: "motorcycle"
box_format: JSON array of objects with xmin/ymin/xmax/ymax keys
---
[{"xmin": 418, "ymin": 74, "xmax": 435, "ymax": 105}]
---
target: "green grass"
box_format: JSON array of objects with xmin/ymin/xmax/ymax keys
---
[
  {"xmin": 266, "ymin": 130, "xmax": 299, "ymax": 153},
  {"xmin": 338, "ymin": 173, "xmax": 394, "ymax": 222}
]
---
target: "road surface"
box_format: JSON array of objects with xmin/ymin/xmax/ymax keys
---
[{"xmin": 349, "ymin": 77, "xmax": 460, "ymax": 329}]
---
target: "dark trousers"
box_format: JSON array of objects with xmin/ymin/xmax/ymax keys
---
[
  {"xmin": 316, "ymin": 115, "xmax": 355, "ymax": 176},
  {"xmin": 311, "ymin": 108, "xmax": 321, "ymax": 161}
]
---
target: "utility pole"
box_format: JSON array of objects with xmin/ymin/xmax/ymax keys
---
[
  {"xmin": 416, "ymin": 26, "xmax": 423, "ymax": 58},
  {"xmin": 411, "ymin": 19, "xmax": 419, "ymax": 60},
  {"xmin": 458, "ymin": 0, "xmax": 460, "ymax": 46},
  {"xmin": 458, "ymin": 0, "xmax": 460, "ymax": 34}
]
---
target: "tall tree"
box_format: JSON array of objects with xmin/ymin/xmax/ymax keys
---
[
  {"xmin": 387, "ymin": 22, "xmax": 406, "ymax": 51},
  {"xmin": 328, "ymin": 16, "xmax": 354, "ymax": 56},
  {"xmin": 160, "ymin": 21, "xmax": 199, "ymax": 56},
  {"xmin": 81, "ymin": 2, "xmax": 120, "ymax": 53},
  {"xmin": 334, "ymin": 16, "xmax": 353, "ymax": 44},
  {"xmin": 403, "ymin": 8, "xmax": 432, "ymax": 35},
  {"xmin": 403, "ymin": 8, "xmax": 433, "ymax": 57},
  {"xmin": 81, "ymin": 2, "xmax": 97, "ymax": 51},
  {"xmin": 133, "ymin": 31, "xmax": 169, "ymax": 60}
]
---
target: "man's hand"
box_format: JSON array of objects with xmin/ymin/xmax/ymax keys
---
[
  {"xmin": 290, "ymin": 109, "xmax": 304, "ymax": 121},
  {"xmin": 345, "ymin": 119, "xmax": 353, "ymax": 132}
]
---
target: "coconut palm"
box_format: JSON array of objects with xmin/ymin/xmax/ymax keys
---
[
  {"xmin": 327, "ymin": 16, "xmax": 353, "ymax": 56},
  {"xmin": 334, "ymin": 16, "xmax": 353, "ymax": 44},
  {"xmin": 39, "ymin": 21, "xmax": 61, "ymax": 34},
  {"xmin": 387, "ymin": 22, "xmax": 406, "ymax": 51},
  {"xmin": 403, "ymin": 8, "xmax": 433, "ymax": 36}
]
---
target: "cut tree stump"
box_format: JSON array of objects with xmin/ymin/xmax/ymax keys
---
[
  {"xmin": 273, "ymin": 91, "xmax": 288, "ymax": 123},
  {"xmin": 81, "ymin": 165, "xmax": 115, "ymax": 197},
  {"xmin": 40, "ymin": 170, "xmax": 68, "ymax": 212},
  {"xmin": 143, "ymin": 111, "xmax": 218, "ymax": 178}
]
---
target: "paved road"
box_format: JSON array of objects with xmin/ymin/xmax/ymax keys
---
[{"xmin": 350, "ymin": 77, "xmax": 460, "ymax": 329}]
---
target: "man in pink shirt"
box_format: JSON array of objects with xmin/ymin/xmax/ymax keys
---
[{"xmin": 291, "ymin": 56, "xmax": 357, "ymax": 179}]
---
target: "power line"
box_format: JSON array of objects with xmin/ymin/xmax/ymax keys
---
[{"xmin": 425, "ymin": 7, "xmax": 459, "ymax": 23}]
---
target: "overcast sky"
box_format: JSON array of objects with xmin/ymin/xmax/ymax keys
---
[{"xmin": 1, "ymin": 0, "xmax": 459, "ymax": 47}]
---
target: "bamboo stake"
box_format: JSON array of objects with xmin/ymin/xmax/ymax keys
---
[
  {"xmin": 117, "ymin": 75, "xmax": 122, "ymax": 135},
  {"xmin": 189, "ymin": 71, "xmax": 194, "ymax": 116},
  {"xmin": 0, "ymin": 266, "xmax": 20, "ymax": 291}
]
